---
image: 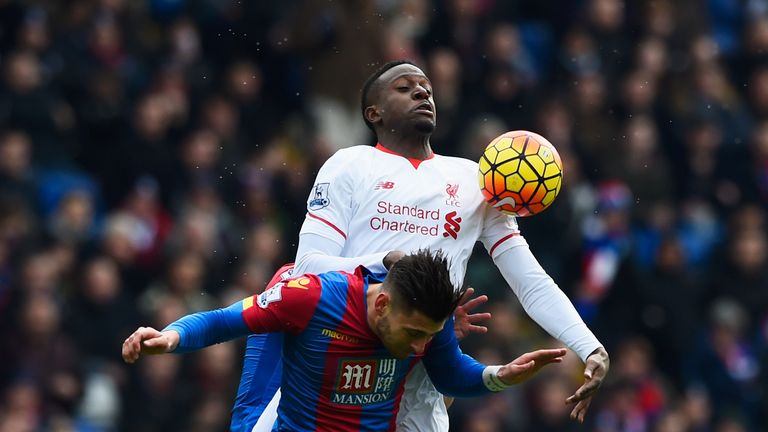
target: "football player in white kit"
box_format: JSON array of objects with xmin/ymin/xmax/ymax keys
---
[{"xmin": 241, "ymin": 60, "xmax": 609, "ymax": 432}]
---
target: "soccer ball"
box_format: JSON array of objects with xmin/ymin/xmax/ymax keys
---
[{"xmin": 478, "ymin": 130, "xmax": 563, "ymax": 217}]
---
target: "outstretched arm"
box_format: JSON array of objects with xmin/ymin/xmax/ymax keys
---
[
  {"xmin": 122, "ymin": 276, "xmax": 322, "ymax": 364},
  {"xmin": 492, "ymin": 242, "xmax": 609, "ymax": 422},
  {"xmin": 422, "ymin": 318, "xmax": 566, "ymax": 397},
  {"xmin": 493, "ymin": 243, "xmax": 602, "ymax": 360},
  {"xmin": 122, "ymin": 301, "xmax": 252, "ymax": 363}
]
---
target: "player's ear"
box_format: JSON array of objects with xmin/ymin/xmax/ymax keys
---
[
  {"xmin": 365, "ymin": 105, "xmax": 381, "ymax": 125},
  {"xmin": 374, "ymin": 292, "xmax": 390, "ymax": 316}
]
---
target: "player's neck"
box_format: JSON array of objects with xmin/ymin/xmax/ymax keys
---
[{"xmin": 378, "ymin": 135, "xmax": 433, "ymax": 160}]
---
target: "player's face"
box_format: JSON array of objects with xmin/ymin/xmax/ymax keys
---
[
  {"xmin": 376, "ymin": 307, "xmax": 445, "ymax": 359},
  {"xmin": 374, "ymin": 64, "xmax": 437, "ymax": 134}
]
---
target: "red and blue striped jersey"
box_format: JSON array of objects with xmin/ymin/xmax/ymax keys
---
[
  {"xmin": 167, "ymin": 267, "xmax": 494, "ymax": 432},
  {"xmin": 242, "ymin": 267, "xmax": 418, "ymax": 431}
]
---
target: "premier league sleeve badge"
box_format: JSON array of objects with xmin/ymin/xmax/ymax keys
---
[{"xmin": 309, "ymin": 182, "xmax": 330, "ymax": 210}]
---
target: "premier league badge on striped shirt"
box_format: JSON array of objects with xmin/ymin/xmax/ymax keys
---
[{"xmin": 257, "ymin": 283, "xmax": 283, "ymax": 308}]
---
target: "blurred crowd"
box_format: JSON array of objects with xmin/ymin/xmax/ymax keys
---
[{"xmin": 0, "ymin": 0, "xmax": 767, "ymax": 431}]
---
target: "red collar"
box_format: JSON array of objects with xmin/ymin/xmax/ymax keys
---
[{"xmin": 374, "ymin": 143, "xmax": 435, "ymax": 169}]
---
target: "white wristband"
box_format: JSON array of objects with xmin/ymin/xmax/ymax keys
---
[{"xmin": 482, "ymin": 366, "xmax": 511, "ymax": 392}]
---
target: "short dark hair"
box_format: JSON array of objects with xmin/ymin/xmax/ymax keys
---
[
  {"xmin": 360, "ymin": 60, "xmax": 417, "ymax": 133},
  {"xmin": 383, "ymin": 249, "xmax": 465, "ymax": 322}
]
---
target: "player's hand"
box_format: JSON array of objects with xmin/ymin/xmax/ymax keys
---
[
  {"xmin": 453, "ymin": 287, "xmax": 491, "ymax": 340},
  {"xmin": 566, "ymin": 346, "xmax": 610, "ymax": 423},
  {"xmin": 121, "ymin": 327, "xmax": 180, "ymax": 364},
  {"xmin": 497, "ymin": 348, "xmax": 566, "ymax": 385},
  {"xmin": 383, "ymin": 250, "xmax": 405, "ymax": 270}
]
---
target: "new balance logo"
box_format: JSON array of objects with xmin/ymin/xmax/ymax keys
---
[
  {"xmin": 374, "ymin": 181, "xmax": 395, "ymax": 190},
  {"xmin": 442, "ymin": 211, "xmax": 462, "ymax": 239}
]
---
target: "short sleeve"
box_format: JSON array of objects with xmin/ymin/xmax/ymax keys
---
[
  {"xmin": 241, "ymin": 274, "xmax": 323, "ymax": 334},
  {"xmin": 478, "ymin": 205, "xmax": 527, "ymax": 258},
  {"xmin": 300, "ymin": 149, "xmax": 357, "ymax": 245}
]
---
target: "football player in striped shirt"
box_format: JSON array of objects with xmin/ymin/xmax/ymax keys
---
[{"xmin": 122, "ymin": 250, "xmax": 567, "ymax": 431}]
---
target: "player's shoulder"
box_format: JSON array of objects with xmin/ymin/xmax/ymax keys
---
[
  {"xmin": 257, "ymin": 273, "xmax": 323, "ymax": 307},
  {"xmin": 281, "ymin": 274, "xmax": 322, "ymax": 292},
  {"xmin": 327, "ymin": 145, "xmax": 377, "ymax": 163},
  {"xmin": 280, "ymin": 270, "xmax": 351, "ymax": 296},
  {"xmin": 319, "ymin": 146, "xmax": 376, "ymax": 180}
]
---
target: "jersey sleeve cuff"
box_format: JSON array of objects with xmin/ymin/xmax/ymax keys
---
[
  {"xmin": 366, "ymin": 251, "xmax": 389, "ymax": 274},
  {"xmin": 573, "ymin": 339, "xmax": 605, "ymax": 363},
  {"xmin": 554, "ymin": 322, "xmax": 604, "ymax": 362},
  {"xmin": 162, "ymin": 325, "xmax": 184, "ymax": 352},
  {"xmin": 482, "ymin": 366, "xmax": 511, "ymax": 392}
]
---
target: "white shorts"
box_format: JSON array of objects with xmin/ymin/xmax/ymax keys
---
[
  {"xmin": 250, "ymin": 364, "xmax": 448, "ymax": 432},
  {"xmin": 395, "ymin": 363, "xmax": 449, "ymax": 432}
]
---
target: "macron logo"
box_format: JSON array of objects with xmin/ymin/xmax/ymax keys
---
[{"xmin": 374, "ymin": 181, "xmax": 395, "ymax": 190}]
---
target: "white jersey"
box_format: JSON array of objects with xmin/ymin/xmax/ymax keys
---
[
  {"xmin": 301, "ymin": 144, "xmax": 525, "ymax": 285},
  {"xmin": 252, "ymin": 145, "xmax": 601, "ymax": 432},
  {"xmin": 299, "ymin": 144, "xmax": 522, "ymax": 431}
]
